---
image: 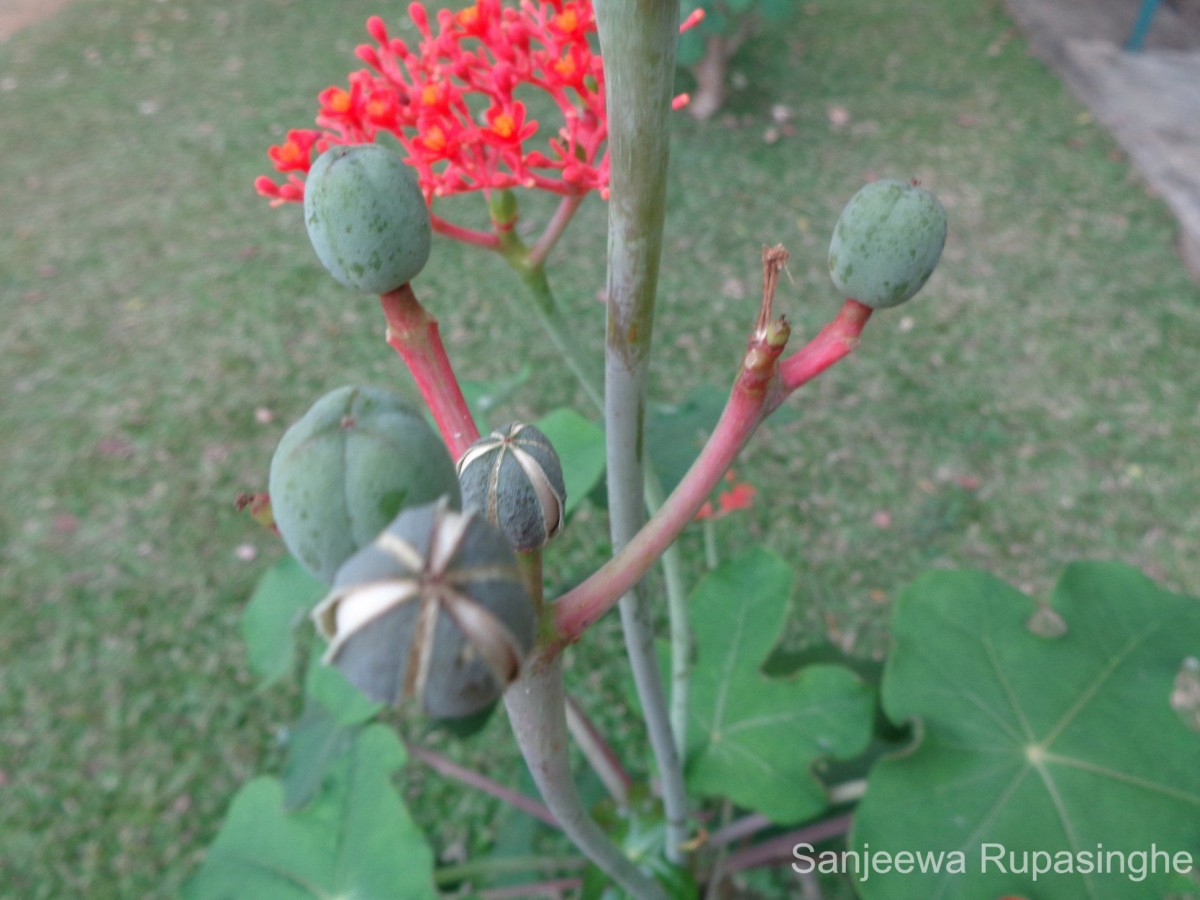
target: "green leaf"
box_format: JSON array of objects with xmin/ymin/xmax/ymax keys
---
[
  {"xmin": 645, "ymin": 385, "xmax": 727, "ymax": 495},
  {"xmin": 184, "ymin": 725, "xmax": 436, "ymax": 900},
  {"xmin": 535, "ymin": 407, "xmax": 606, "ymax": 517},
  {"xmin": 460, "ymin": 368, "xmax": 531, "ymax": 429},
  {"xmin": 852, "ymin": 562, "xmax": 1200, "ymax": 899},
  {"xmin": 241, "ymin": 556, "xmax": 326, "ymax": 688},
  {"xmin": 758, "ymin": 0, "xmax": 793, "ymax": 21},
  {"xmin": 584, "ymin": 788, "xmax": 698, "ymax": 900},
  {"xmin": 684, "ymin": 548, "xmax": 875, "ymax": 823},
  {"xmin": 281, "ymin": 696, "xmax": 363, "ymax": 811},
  {"xmin": 676, "ymin": 30, "xmax": 706, "ymax": 69},
  {"xmin": 304, "ymin": 640, "xmax": 384, "ymax": 726},
  {"xmin": 645, "ymin": 385, "xmax": 796, "ymax": 495},
  {"xmin": 280, "ymin": 644, "xmax": 384, "ymax": 810}
]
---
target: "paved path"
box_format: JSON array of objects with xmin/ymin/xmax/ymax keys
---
[
  {"xmin": 1003, "ymin": 0, "xmax": 1200, "ymax": 278},
  {"xmin": 0, "ymin": 0, "xmax": 74, "ymax": 43}
]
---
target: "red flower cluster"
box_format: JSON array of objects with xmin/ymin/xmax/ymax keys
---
[{"xmin": 256, "ymin": 1, "xmax": 610, "ymax": 206}]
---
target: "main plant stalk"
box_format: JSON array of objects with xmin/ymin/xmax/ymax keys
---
[{"xmin": 594, "ymin": 0, "xmax": 690, "ymax": 865}]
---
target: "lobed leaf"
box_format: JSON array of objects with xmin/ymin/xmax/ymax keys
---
[
  {"xmin": 683, "ymin": 547, "xmax": 875, "ymax": 823},
  {"xmin": 241, "ymin": 556, "xmax": 326, "ymax": 688},
  {"xmin": 852, "ymin": 562, "xmax": 1200, "ymax": 899},
  {"xmin": 184, "ymin": 725, "xmax": 435, "ymax": 900},
  {"xmin": 535, "ymin": 407, "xmax": 607, "ymax": 517}
]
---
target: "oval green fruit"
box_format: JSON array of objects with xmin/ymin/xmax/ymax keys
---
[
  {"xmin": 304, "ymin": 144, "xmax": 431, "ymax": 293},
  {"xmin": 269, "ymin": 385, "xmax": 460, "ymax": 584},
  {"xmin": 828, "ymin": 179, "xmax": 947, "ymax": 309}
]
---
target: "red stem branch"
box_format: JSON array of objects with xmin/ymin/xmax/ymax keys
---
[
  {"xmin": 778, "ymin": 300, "xmax": 873, "ymax": 397},
  {"xmin": 379, "ymin": 284, "xmax": 480, "ymax": 460},
  {"xmin": 551, "ymin": 295, "xmax": 871, "ymax": 648}
]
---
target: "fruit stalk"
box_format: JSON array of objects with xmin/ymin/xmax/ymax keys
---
[
  {"xmin": 777, "ymin": 299, "xmax": 872, "ymax": 397},
  {"xmin": 380, "ymin": 284, "xmax": 480, "ymax": 459}
]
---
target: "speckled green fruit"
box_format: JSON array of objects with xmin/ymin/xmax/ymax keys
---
[
  {"xmin": 304, "ymin": 144, "xmax": 431, "ymax": 293},
  {"xmin": 269, "ymin": 386, "xmax": 460, "ymax": 584},
  {"xmin": 828, "ymin": 179, "xmax": 947, "ymax": 309}
]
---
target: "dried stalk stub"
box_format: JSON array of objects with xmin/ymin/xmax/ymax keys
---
[
  {"xmin": 457, "ymin": 423, "xmax": 566, "ymax": 552},
  {"xmin": 269, "ymin": 385, "xmax": 462, "ymax": 584},
  {"xmin": 312, "ymin": 499, "xmax": 534, "ymax": 718}
]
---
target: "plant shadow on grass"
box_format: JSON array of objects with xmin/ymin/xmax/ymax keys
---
[{"xmin": 1, "ymin": 0, "xmax": 1199, "ymax": 896}]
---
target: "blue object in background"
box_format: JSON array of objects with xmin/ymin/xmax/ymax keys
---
[{"xmin": 1126, "ymin": 0, "xmax": 1161, "ymax": 51}]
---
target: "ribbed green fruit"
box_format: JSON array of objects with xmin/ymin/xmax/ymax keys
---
[
  {"xmin": 312, "ymin": 500, "xmax": 534, "ymax": 718},
  {"xmin": 457, "ymin": 422, "xmax": 566, "ymax": 552},
  {"xmin": 828, "ymin": 179, "xmax": 947, "ymax": 309},
  {"xmin": 269, "ymin": 385, "xmax": 460, "ymax": 584},
  {"xmin": 304, "ymin": 144, "xmax": 431, "ymax": 293}
]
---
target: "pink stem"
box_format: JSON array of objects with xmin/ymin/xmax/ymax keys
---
[
  {"xmin": 709, "ymin": 812, "xmax": 772, "ymax": 848},
  {"xmin": 527, "ymin": 192, "xmax": 586, "ymax": 268},
  {"xmin": 564, "ymin": 694, "xmax": 634, "ymax": 806},
  {"xmin": 379, "ymin": 284, "xmax": 480, "ymax": 459},
  {"xmin": 721, "ymin": 812, "xmax": 854, "ymax": 875},
  {"xmin": 430, "ymin": 211, "xmax": 502, "ymax": 251},
  {"xmin": 479, "ymin": 877, "xmax": 583, "ymax": 899},
  {"xmin": 552, "ymin": 298, "xmax": 871, "ymax": 647},
  {"xmin": 778, "ymin": 300, "xmax": 873, "ymax": 397},
  {"xmin": 406, "ymin": 742, "xmax": 560, "ymax": 830}
]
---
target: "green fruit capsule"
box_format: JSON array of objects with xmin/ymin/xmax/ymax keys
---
[
  {"xmin": 304, "ymin": 144, "xmax": 432, "ymax": 293},
  {"xmin": 269, "ymin": 385, "xmax": 461, "ymax": 584},
  {"xmin": 312, "ymin": 499, "xmax": 534, "ymax": 718},
  {"xmin": 828, "ymin": 179, "xmax": 947, "ymax": 309}
]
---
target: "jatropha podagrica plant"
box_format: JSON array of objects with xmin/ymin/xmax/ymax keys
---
[{"xmin": 231, "ymin": 2, "xmax": 956, "ymax": 898}]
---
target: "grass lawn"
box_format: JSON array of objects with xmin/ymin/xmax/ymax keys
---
[{"xmin": 2, "ymin": 0, "xmax": 1199, "ymax": 896}]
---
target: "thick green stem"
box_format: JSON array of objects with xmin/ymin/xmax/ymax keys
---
[
  {"xmin": 499, "ymin": 218, "xmax": 695, "ymax": 786},
  {"xmin": 594, "ymin": 0, "xmax": 689, "ymax": 866},
  {"xmin": 504, "ymin": 654, "xmax": 667, "ymax": 900},
  {"xmin": 644, "ymin": 465, "xmax": 692, "ymax": 761}
]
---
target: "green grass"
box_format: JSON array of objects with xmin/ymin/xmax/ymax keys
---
[{"xmin": 2, "ymin": 0, "xmax": 1199, "ymax": 896}]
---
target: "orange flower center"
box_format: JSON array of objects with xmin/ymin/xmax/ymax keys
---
[
  {"xmin": 421, "ymin": 85, "xmax": 440, "ymax": 106},
  {"xmin": 456, "ymin": 4, "xmax": 480, "ymax": 28},
  {"xmin": 422, "ymin": 125, "xmax": 447, "ymax": 152},
  {"xmin": 553, "ymin": 8, "xmax": 578, "ymax": 34},
  {"xmin": 277, "ymin": 141, "xmax": 306, "ymax": 167},
  {"xmin": 553, "ymin": 54, "xmax": 577, "ymax": 80},
  {"xmin": 365, "ymin": 97, "xmax": 390, "ymax": 120},
  {"xmin": 327, "ymin": 88, "xmax": 351, "ymax": 114},
  {"xmin": 491, "ymin": 113, "xmax": 516, "ymax": 139}
]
